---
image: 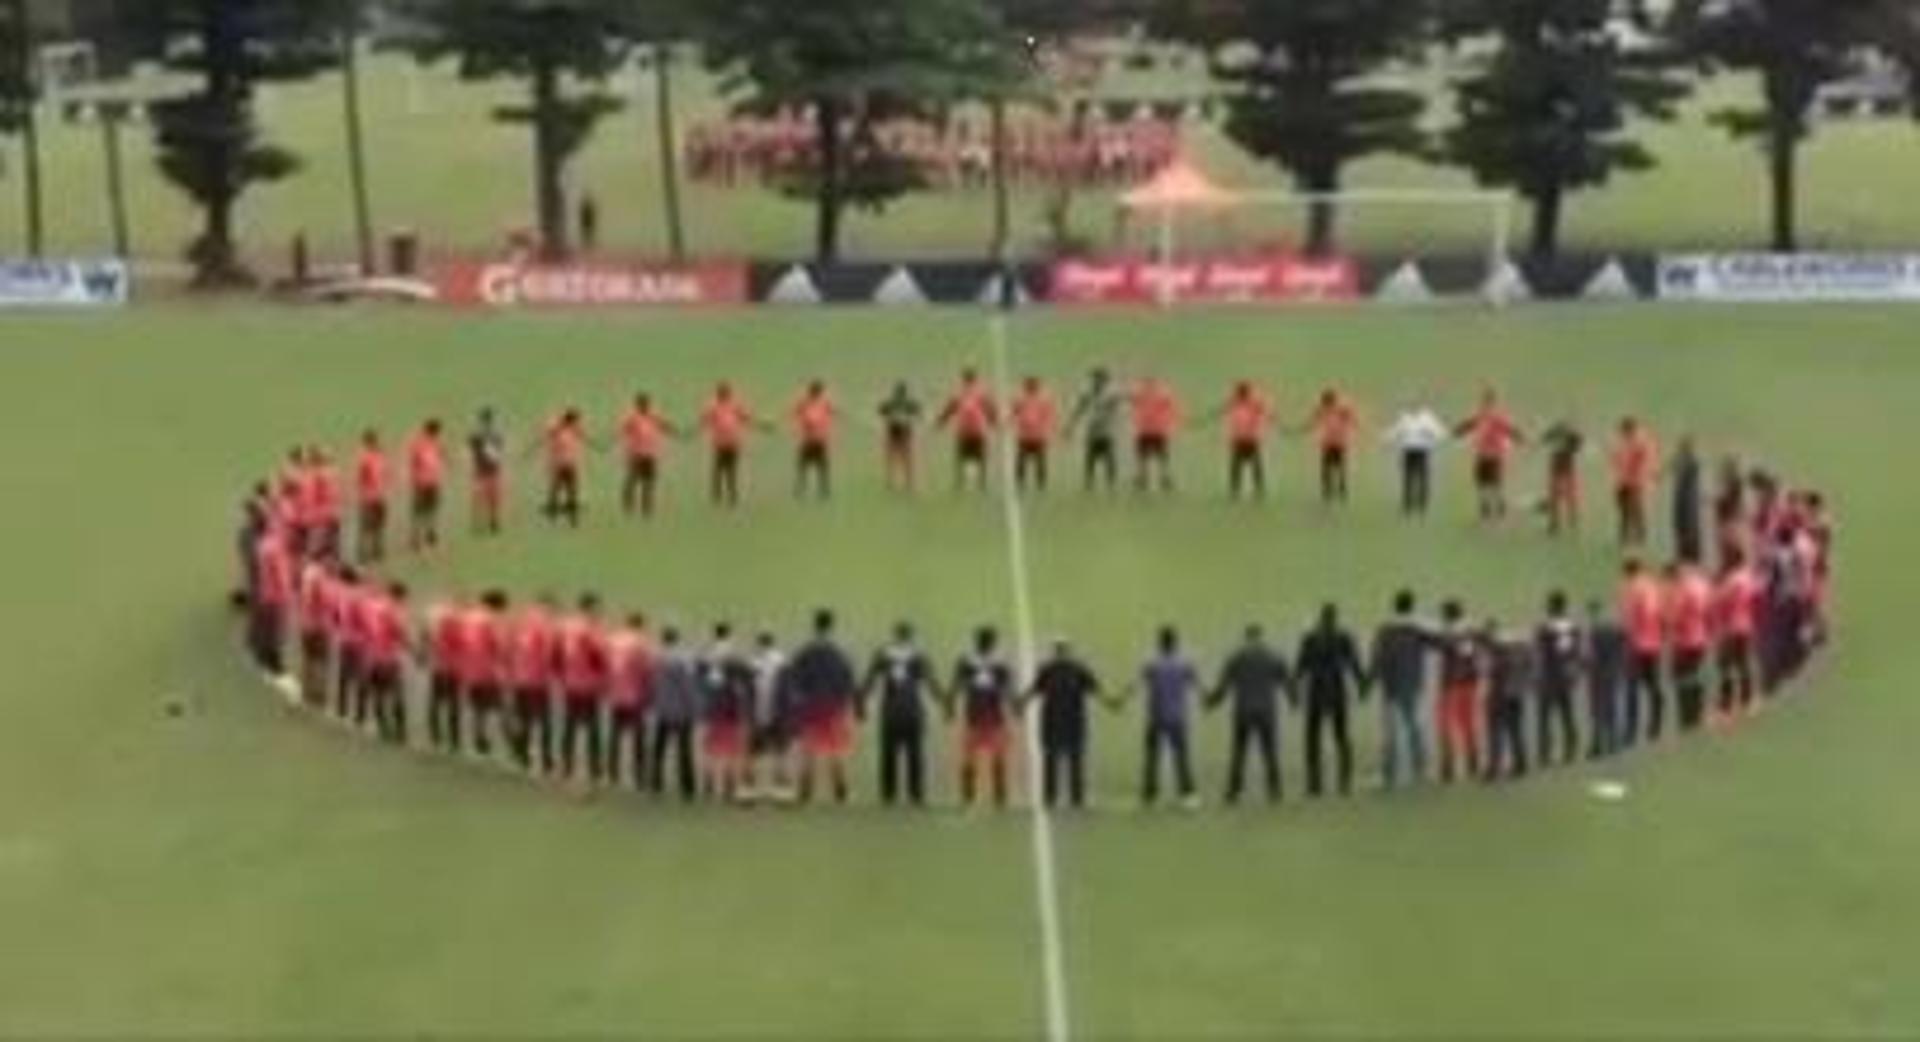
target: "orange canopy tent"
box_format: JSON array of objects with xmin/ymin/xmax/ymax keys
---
[{"xmin": 1118, "ymin": 156, "xmax": 1239, "ymax": 212}]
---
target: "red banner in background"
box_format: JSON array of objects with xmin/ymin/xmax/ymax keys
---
[
  {"xmin": 434, "ymin": 260, "xmax": 749, "ymax": 308},
  {"xmin": 1048, "ymin": 253, "xmax": 1359, "ymax": 305}
]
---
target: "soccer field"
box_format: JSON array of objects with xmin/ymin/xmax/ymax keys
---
[{"xmin": 0, "ymin": 303, "xmax": 1915, "ymax": 1038}]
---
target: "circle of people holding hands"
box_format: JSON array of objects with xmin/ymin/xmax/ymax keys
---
[{"xmin": 235, "ymin": 369, "xmax": 1836, "ymax": 809}]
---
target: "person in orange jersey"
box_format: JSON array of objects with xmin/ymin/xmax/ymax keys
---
[
  {"xmin": 1130, "ymin": 376, "xmax": 1181, "ymax": 494},
  {"xmin": 1010, "ymin": 376, "xmax": 1060, "ymax": 493},
  {"xmin": 937, "ymin": 368, "xmax": 999, "ymax": 494},
  {"xmin": 1619, "ymin": 557, "xmax": 1669, "ymax": 744},
  {"xmin": 617, "ymin": 393, "xmax": 682, "ymax": 518},
  {"xmin": 791, "ymin": 379, "xmax": 840, "ymax": 500},
  {"xmin": 1454, "ymin": 387, "xmax": 1525, "ymax": 521},
  {"xmin": 1611, "ymin": 416, "xmax": 1660, "ymax": 549},
  {"xmin": 1303, "ymin": 387, "xmax": 1361, "ymax": 505}
]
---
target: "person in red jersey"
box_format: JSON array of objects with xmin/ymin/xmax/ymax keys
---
[
  {"xmin": 467, "ymin": 408, "xmax": 508, "ymax": 536},
  {"xmin": 1611, "ymin": 417, "xmax": 1660, "ymax": 549},
  {"xmin": 329, "ymin": 568, "xmax": 365, "ymax": 720},
  {"xmin": 1010, "ymin": 376, "xmax": 1059, "ymax": 493},
  {"xmin": 1537, "ymin": 418, "xmax": 1586, "ymax": 537},
  {"xmin": 296, "ymin": 557, "xmax": 338, "ymax": 707},
  {"xmin": 1713, "ymin": 551, "xmax": 1762, "ymax": 716},
  {"xmin": 1620, "ymin": 557, "xmax": 1669, "ymax": 745},
  {"xmin": 951, "ymin": 626, "xmax": 1016, "ymax": 808},
  {"xmin": 1454, "ymin": 388, "xmax": 1525, "ymax": 521},
  {"xmin": 465, "ymin": 591, "xmax": 512, "ymax": 758},
  {"xmin": 701, "ymin": 382, "xmax": 765, "ymax": 507},
  {"xmin": 605, "ymin": 613, "xmax": 654, "ymax": 788},
  {"xmin": 791, "ymin": 380, "xmax": 839, "ymax": 500},
  {"xmin": 1666, "ymin": 560, "xmax": 1715, "ymax": 732},
  {"xmin": 1711, "ymin": 455, "xmax": 1748, "ymax": 568},
  {"xmin": 363, "ymin": 583, "xmax": 413, "ymax": 744},
  {"xmin": 1304, "ymin": 387, "xmax": 1360, "ymax": 505},
  {"xmin": 1129, "ymin": 376, "xmax": 1180, "ymax": 494},
  {"xmin": 250, "ymin": 525, "xmax": 295, "ymax": 676},
  {"xmin": 1206, "ymin": 380, "xmax": 1276, "ymax": 500},
  {"xmin": 937, "ymin": 368, "xmax": 998, "ymax": 493},
  {"xmin": 1803, "ymin": 491, "xmax": 1834, "ymax": 647},
  {"xmin": 1434, "ymin": 600, "xmax": 1484, "ymax": 784},
  {"xmin": 876, "ymin": 382, "xmax": 925, "ymax": 494},
  {"xmin": 344, "ymin": 572, "xmax": 385, "ymax": 728},
  {"xmin": 406, "ymin": 419, "xmax": 446, "ymax": 552},
  {"xmin": 305, "ymin": 448, "xmax": 344, "ymax": 561},
  {"xmin": 532, "ymin": 408, "xmax": 596, "ymax": 527},
  {"xmin": 618, "ymin": 393, "xmax": 680, "ymax": 518},
  {"xmin": 507, "ymin": 595, "xmax": 560, "ymax": 776},
  {"xmin": 787, "ymin": 609, "xmax": 859, "ymax": 805},
  {"xmin": 424, "ymin": 593, "xmax": 470, "ymax": 753},
  {"xmin": 698, "ymin": 623, "xmax": 756, "ymax": 801},
  {"xmin": 558, "ymin": 594, "xmax": 613, "ymax": 783},
  {"xmin": 353, "ymin": 430, "xmax": 389, "ymax": 563}
]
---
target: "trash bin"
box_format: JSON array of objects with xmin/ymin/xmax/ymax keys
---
[{"xmin": 388, "ymin": 230, "xmax": 419, "ymax": 277}]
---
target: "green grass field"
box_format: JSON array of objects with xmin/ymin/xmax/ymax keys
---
[
  {"xmin": 5, "ymin": 53, "xmax": 1920, "ymax": 266},
  {"xmin": 0, "ymin": 302, "xmax": 1915, "ymax": 1038}
]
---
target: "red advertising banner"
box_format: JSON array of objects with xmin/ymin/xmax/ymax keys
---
[
  {"xmin": 1048, "ymin": 253, "xmax": 1359, "ymax": 305},
  {"xmin": 434, "ymin": 260, "xmax": 749, "ymax": 308}
]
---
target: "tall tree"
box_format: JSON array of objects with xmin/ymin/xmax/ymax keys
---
[
  {"xmin": 336, "ymin": 0, "xmax": 375, "ymax": 275},
  {"xmin": 398, "ymin": 0, "xmax": 632, "ymax": 261},
  {"xmin": 1157, "ymin": 0, "xmax": 1431, "ymax": 255},
  {"xmin": 122, "ymin": 1, "xmax": 339, "ymax": 286},
  {"xmin": 1670, "ymin": 0, "xmax": 1903, "ymax": 251},
  {"xmin": 1439, "ymin": 0, "xmax": 1692, "ymax": 259},
  {"xmin": 1, "ymin": 0, "xmax": 44, "ymax": 257},
  {"xmin": 699, "ymin": 0, "xmax": 1023, "ymax": 263},
  {"xmin": 621, "ymin": 1, "xmax": 691, "ymax": 262}
]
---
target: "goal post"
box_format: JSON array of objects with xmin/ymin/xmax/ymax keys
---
[{"xmin": 1135, "ymin": 187, "xmax": 1520, "ymax": 307}]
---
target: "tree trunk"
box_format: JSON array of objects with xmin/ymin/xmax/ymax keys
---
[
  {"xmin": 988, "ymin": 95, "xmax": 1010, "ymax": 261},
  {"xmin": 6, "ymin": 0, "xmax": 40, "ymax": 257},
  {"xmin": 814, "ymin": 96, "xmax": 844, "ymax": 264},
  {"xmin": 651, "ymin": 41, "xmax": 686, "ymax": 263},
  {"xmin": 532, "ymin": 58, "xmax": 570, "ymax": 262},
  {"xmin": 1767, "ymin": 121, "xmax": 1798, "ymax": 252},
  {"xmin": 1300, "ymin": 165, "xmax": 1340, "ymax": 257},
  {"xmin": 100, "ymin": 108, "xmax": 130, "ymax": 258},
  {"xmin": 1043, "ymin": 99, "xmax": 1090, "ymax": 252},
  {"xmin": 340, "ymin": 17, "xmax": 375, "ymax": 275},
  {"xmin": 1529, "ymin": 181, "xmax": 1563, "ymax": 259}
]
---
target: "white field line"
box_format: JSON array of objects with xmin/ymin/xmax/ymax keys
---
[{"xmin": 984, "ymin": 310, "xmax": 1073, "ymax": 1042}]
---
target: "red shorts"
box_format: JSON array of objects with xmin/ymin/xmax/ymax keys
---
[
  {"xmin": 963, "ymin": 719, "xmax": 1010, "ymax": 761},
  {"xmin": 704, "ymin": 718, "xmax": 747, "ymax": 762},
  {"xmin": 1439, "ymin": 681, "xmax": 1481, "ymax": 749},
  {"xmin": 801, "ymin": 706, "xmax": 854, "ymax": 760}
]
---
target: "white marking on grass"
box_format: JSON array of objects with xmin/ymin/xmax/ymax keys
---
[{"xmin": 985, "ymin": 311, "xmax": 1073, "ymax": 1042}]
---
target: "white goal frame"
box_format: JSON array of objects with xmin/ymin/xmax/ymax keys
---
[{"xmin": 1144, "ymin": 187, "xmax": 1520, "ymax": 308}]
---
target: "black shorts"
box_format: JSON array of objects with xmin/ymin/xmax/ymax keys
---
[
  {"xmin": 714, "ymin": 446, "xmax": 741, "ymax": 471},
  {"xmin": 1717, "ymin": 635, "xmax": 1752, "ymax": 670},
  {"xmin": 957, "ymin": 434, "xmax": 988, "ymax": 463},
  {"xmin": 412, "ymin": 485, "xmax": 441, "ymax": 517},
  {"xmin": 515, "ymin": 686, "xmax": 552, "ymax": 714},
  {"xmin": 627, "ymin": 456, "xmax": 658, "ymax": 484},
  {"xmin": 551, "ymin": 463, "xmax": 579, "ymax": 488},
  {"xmin": 1230, "ymin": 441, "xmax": 1261, "ymax": 465},
  {"xmin": 564, "ymin": 693, "xmax": 602, "ymax": 716},
  {"xmin": 1474, "ymin": 456, "xmax": 1503, "ymax": 488},
  {"xmin": 301, "ymin": 630, "xmax": 330, "ymax": 663},
  {"xmin": 430, "ymin": 672, "xmax": 461, "ymax": 702},
  {"xmin": 469, "ymin": 682, "xmax": 503, "ymax": 709},
  {"xmin": 1137, "ymin": 433, "xmax": 1169, "ymax": 459},
  {"xmin": 1087, "ymin": 436, "xmax": 1117, "ymax": 463},
  {"xmin": 752, "ymin": 721, "xmax": 791, "ymax": 754},
  {"xmin": 366, "ymin": 662, "xmax": 401, "ymax": 693},
  {"xmin": 359, "ymin": 500, "xmax": 387, "ymax": 532},
  {"xmin": 1672, "ymin": 647, "xmax": 1707, "ymax": 678},
  {"xmin": 885, "ymin": 428, "xmax": 913, "ymax": 456},
  {"xmin": 1017, "ymin": 439, "xmax": 1047, "ymax": 459},
  {"xmin": 1322, "ymin": 445, "xmax": 1347, "ymax": 470},
  {"xmin": 798, "ymin": 441, "xmax": 829, "ymax": 468}
]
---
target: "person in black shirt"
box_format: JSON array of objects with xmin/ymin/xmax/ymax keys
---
[
  {"xmin": 786, "ymin": 609, "xmax": 859, "ymax": 805},
  {"xmin": 1585, "ymin": 599, "xmax": 1629, "ymax": 759},
  {"xmin": 468, "ymin": 408, "xmax": 506, "ymax": 537},
  {"xmin": 952, "ymin": 627, "xmax": 1018, "ymax": 809},
  {"xmin": 1541, "ymin": 419, "xmax": 1584, "ymax": 537},
  {"xmin": 1295, "ymin": 604, "xmax": 1369, "ymax": 797},
  {"xmin": 861, "ymin": 621, "xmax": 940, "ymax": 807},
  {"xmin": 1025, "ymin": 637, "xmax": 1106, "ymax": 809},
  {"xmin": 1534, "ymin": 590, "xmax": 1583, "ymax": 767},
  {"xmin": 1206, "ymin": 625, "xmax": 1293, "ymax": 804},
  {"xmin": 1482, "ymin": 621, "xmax": 1533, "ymax": 782},
  {"xmin": 1672, "ymin": 436, "xmax": 1704, "ymax": 565}
]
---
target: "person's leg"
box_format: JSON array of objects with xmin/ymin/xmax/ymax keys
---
[
  {"xmin": 1225, "ymin": 718, "xmax": 1249, "ymax": 803},
  {"xmin": 507, "ymin": 692, "xmax": 533, "ymax": 769},
  {"xmin": 879, "ymin": 723, "xmax": 900, "ymax": 805},
  {"xmin": 1380, "ymin": 700, "xmax": 1402, "ymax": 789},
  {"xmin": 1332, "ymin": 704, "xmax": 1353, "ymax": 795},
  {"xmin": 1140, "ymin": 723, "xmax": 1162, "ymax": 805},
  {"xmin": 1172, "ymin": 721, "xmax": 1195, "ymax": 799},
  {"xmin": 1403, "ymin": 699, "xmax": 1429, "ymax": 782},
  {"xmin": 675, "ymin": 723, "xmax": 697, "ymax": 801},
  {"xmin": 1256, "ymin": 718, "xmax": 1281, "ymax": 801},
  {"xmin": 905, "ymin": 723, "xmax": 926, "ymax": 806},
  {"xmin": 1304, "ymin": 703, "xmax": 1326, "ymax": 797},
  {"xmin": 1067, "ymin": 739, "xmax": 1085, "ymax": 809}
]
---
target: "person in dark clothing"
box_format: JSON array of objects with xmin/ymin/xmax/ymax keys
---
[
  {"xmin": 1294, "ymin": 604, "xmax": 1369, "ymax": 797},
  {"xmin": 1534, "ymin": 590, "xmax": 1583, "ymax": 767},
  {"xmin": 578, "ymin": 192, "xmax": 600, "ymax": 253},
  {"xmin": 1369, "ymin": 591, "xmax": 1432, "ymax": 790},
  {"xmin": 1584, "ymin": 600, "xmax": 1629, "ymax": 759},
  {"xmin": 648, "ymin": 626, "xmax": 700, "ymax": 801},
  {"xmin": 1205, "ymin": 625, "xmax": 1294, "ymax": 804},
  {"xmin": 1481, "ymin": 622, "xmax": 1533, "ymax": 782},
  {"xmin": 1671, "ymin": 436, "xmax": 1704, "ymax": 564},
  {"xmin": 786, "ymin": 609, "xmax": 860, "ymax": 804},
  {"xmin": 861, "ymin": 621, "xmax": 940, "ymax": 807},
  {"xmin": 1026, "ymin": 637, "xmax": 1107, "ymax": 809}
]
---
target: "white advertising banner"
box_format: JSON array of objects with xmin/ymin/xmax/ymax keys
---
[
  {"xmin": 1657, "ymin": 253, "xmax": 1920, "ymax": 302},
  {"xmin": 0, "ymin": 259, "xmax": 131, "ymax": 308}
]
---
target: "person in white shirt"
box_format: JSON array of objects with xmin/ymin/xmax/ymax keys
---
[
  {"xmin": 746, "ymin": 631, "xmax": 793, "ymax": 802},
  {"xmin": 1384, "ymin": 405, "xmax": 1449, "ymax": 516}
]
